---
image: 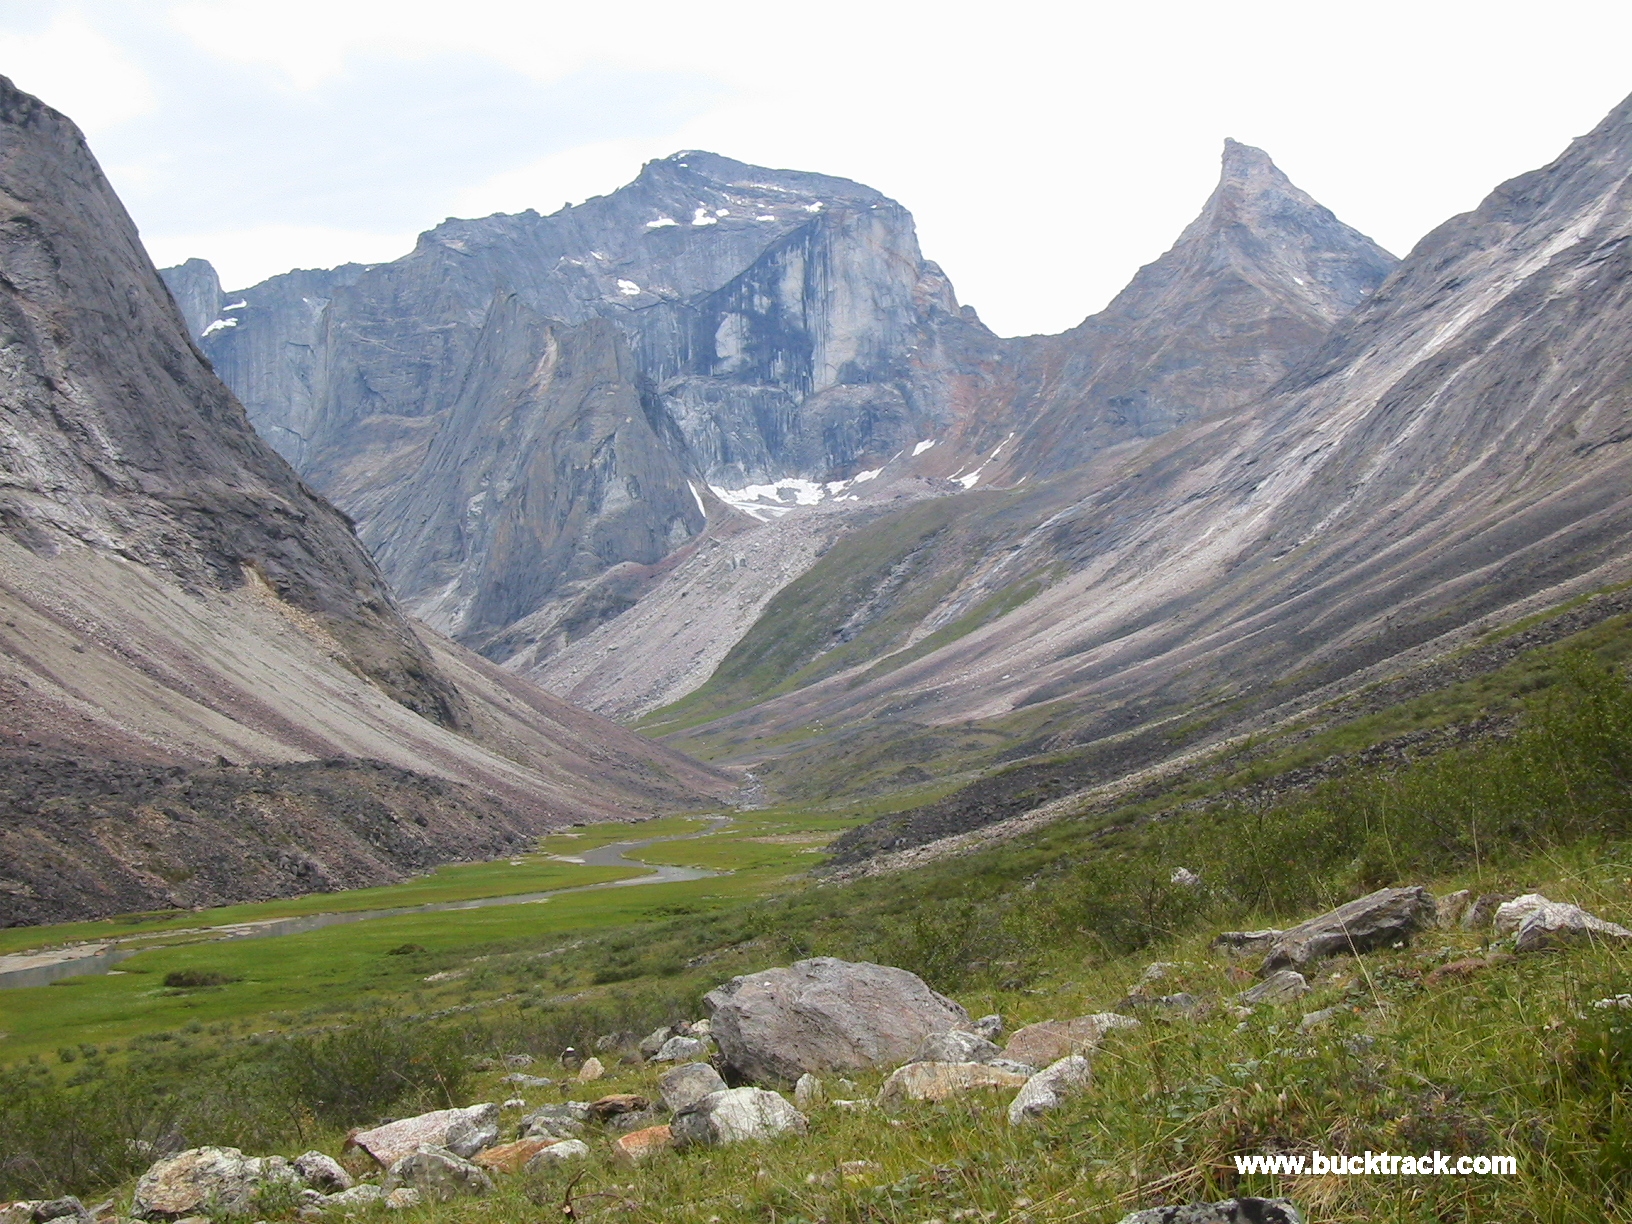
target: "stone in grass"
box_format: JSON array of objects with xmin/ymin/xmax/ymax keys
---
[
  {"xmin": 577, "ymin": 1056, "xmax": 605, "ymax": 1082},
  {"xmin": 1435, "ymin": 889, "xmax": 1474, "ymax": 928},
  {"xmin": 1236, "ymin": 970, "xmax": 1309, "ymax": 1006},
  {"xmin": 1499, "ymin": 896, "xmax": 1632, "ymax": 953},
  {"xmin": 659, "ymin": 1062, "xmax": 728, "ymax": 1113},
  {"xmin": 966, "ymin": 1014, "xmax": 1004, "ymax": 1040},
  {"xmin": 473, "ymin": 1139, "xmax": 561, "ymax": 1174},
  {"xmin": 520, "ymin": 1101, "xmax": 590, "ymax": 1141},
  {"xmin": 27, "ymin": 1203, "xmax": 89, "ymax": 1224},
  {"xmin": 652, "ymin": 1035, "xmax": 709, "ymax": 1062},
  {"xmin": 794, "ymin": 1073, "xmax": 825, "ymax": 1110},
  {"xmin": 1259, "ymin": 887, "xmax": 1435, "ymax": 974},
  {"xmin": 525, "ymin": 1140, "xmax": 590, "ymax": 1169},
  {"xmin": 1003, "ymin": 1014, "xmax": 1140, "ymax": 1067},
  {"xmin": 382, "ymin": 1146, "xmax": 494, "ymax": 1203},
  {"xmin": 638, "ymin": 1026, "xmax": 677, "ymax": 1059},
  {"xmin": 1463, "ymin": 892, "xmax": 1516, "ymax": 930},
  {"xmin": 1210, "ymin": 930, "xmax": 1282, "ymax": 957},
  {"xmin": 1116, "ymin": 1199, "xmax": 1303, "ymax": 1224},
  {"xmin": 383, "ymin": 1188, "xmax": 420, "ymax": 1211},
  {"xmin": 320, "ymin": 1185, "xmax": 384, "ymax": 1211},
  {"xmin": 611, "ymin": 1126, "xmax": 674, "ymax": 1167},
  {"xmin": 1007, "ymin": 1055, "xmax": 1090, "ymax": 1125},
  {"xmin": 352, "ymin": 1103, "xmax": 500, "ymax": 1165},
  {"xmin": 878, "ymin": 1061, "xmax": 1030, "ymax": 1106},
  {"xmin": 910, "ymin": 1028, "xmax": 1002, "ymax": 1065},
  {"xmin": 292, "ymin": 1151, "xmax": 352, "ymax": 1193},
  {"xmin": 672, "ymin": 1087, "xmax": 808, "ymax": 1146},
  {"xmin": 133, "ymin": 1147, "xmax": 299, "ymax": 1219},
  {"xmin": 588, "ymin": 1094, "xmax": 651, "ymax": 1122}
]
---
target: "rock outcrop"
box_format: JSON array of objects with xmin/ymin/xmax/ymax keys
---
[{"xmin": 1259, "ymin": 887, "xmax": 1435, "ymax": 974}]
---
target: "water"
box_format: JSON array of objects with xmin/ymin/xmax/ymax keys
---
[{"xmin": 0, "ymin": 818, "xmax": 727, "ymax": 990}]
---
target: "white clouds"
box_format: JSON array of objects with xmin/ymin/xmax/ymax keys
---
[{"xmin": 0, "ymin": 10, "xmax": 156, "ymax": 133}]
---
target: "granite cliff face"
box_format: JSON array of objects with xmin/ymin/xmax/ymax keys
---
[
  {"xmin": 176, "ymin": 144, "xmax": 1391, "ymax": 681},
  {"xmin": 0, "ymin": 77, "xmax": 730, "ymax": 922}
]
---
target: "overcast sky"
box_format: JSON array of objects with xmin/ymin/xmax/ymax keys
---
[{"xmin": 5, "ymin": 0, "xmax": 1632, "ymax": 337}]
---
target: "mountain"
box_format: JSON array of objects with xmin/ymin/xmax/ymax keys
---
[
  {"xmin": 172, "ymin": 142, "xmax": 1393, "ymax": 701},
  {"xmin": 0, "ymin": 76, "xmax": 730, "ymax": 924}
]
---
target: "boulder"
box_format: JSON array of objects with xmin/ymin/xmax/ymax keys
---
[
  {"xmin": 652, "ymin": 1035, "xmax": 709, "ymax": 1062},
  {"xmin": 520, "ymin": 1101, "xmax": 589, "ymax": 1141},
  {"xmin": 319, "ymin": 1186, "xmax": 383, "ymax": 1211},
  {"xmin": 472, "ymin": 1139, "xmax": 559, "ymax": 1174},
  {"xmin": 910, "ymin": 1029, "xmax": 1001, "ymax": 1065},
  {"xmin": 1003, "ymin": 1014, "xmax": 1140, "ymax": 1066},
  {"xmin": 1492, "ymin": 894, "xmax": 1550, "ymax": 935},
  {"xmin": 672, "ymin": 1088, "xmax": 808, "ymax": 1146},
  {"xmin": 1237, "ymin": 970, "xmax": 1309, "ymax": 1006},
  {"xmin": 292, "ymin": 1152, "xmax": 351, "ymax": 1193},
  {"xmin": 1211, "ymin": 930, "xmax": 1282, "ymax": 957},
  {"xmin": 704, "ymin": 957, "xmax": 968, "ymax": 1083},
  {"xmin": 576, "ymin": 1057, "xmax": 605, "ymax": 1082},
  {"xmin": 610, "ymin": 1126, "xmax": 674, "ymax": 1167},
  {"xmin": 0, "ymin": 1206, "xmax": 37, "ymax": 1224},
  {"xmin": 1507, "ymin": 898, "xmax": 1632, "ymax": 952},
  {"xmin": 966, "ymin": 1014, "xmax": 1004, "ymax": 1040},
  {"xmin": 1259, "ymin": 887, "xmax": 1435, "ymax": 974},
  {"xmin": 793, "ymin": 1073, "xmax": 825, "ymax": 1110},
  {"xmin": 28, "ymin": 1203, "xmax": 87, "ymax": 1224},
  {"xmin": 133, "ymin": 1147, "xmax": 298, "ymax": 1219},
  {"xmin": 1007, "ymin": 1055, "xmax": 1090, "ymax": 1124},
  {"xmin": 1434, "ymin": 889, "xmax": 1474, "ymax": 928},
  {"xmin": 658, "ymin": 1062, "xmax": 728, "ymax": 1113},
  {"xmin": 1116, "ymin": 1198, "xmax": 1303, "ymax": 1224},
  {"xmin": 878, "ymin": 1061, "xmax": 1029, "ymax": 1106},
  {"xmin": 353, "ymin": 1104, "xmax": 500, "ymax": 1165},
  {"xmin": 987, "ymin": 1058, "xmax": 1039, "ymax": 1076},
  {"xmin": 1463, "ymin": 892, "xmax": 1516, "ymax": 930},
  {"xmin": 382, "ymin": 1146, "xmax": 494, "ymax": 1203},
  {"xmin": 610, "ymin": 1109, "xmax": 665, "ymax": 1133},
  {"xmin": 589, "ymin": 1094, "xmax": 651, "ymax": 1122},
  {"xmin": 524, "ymin": 1140, "xmax": 590, "ymax": 1169},
  {"xmin": 1297, "ymin": 1007, "xmax": 1338, "ymax": 1033},
  {"xmin": 638, "ymin": 1026, "xmax": 677, "ymax": 1059},
  {"xmin": 383, "ymin": 1188, "xmax": 420, "ymax": 1211}
]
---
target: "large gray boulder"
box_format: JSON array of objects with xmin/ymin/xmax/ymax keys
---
[
  {"xmin": 133, "ymin": 1147, "xmax": 299, "ymax": 1219},
  {"xmin": 672, "ymin": 1087, "xmax": 808, "ymax": 1146},
  {"xmin": 1259, "ymin": 887, "xmax": 1435, "ymax": 974},
  {"xmin": 382, "ymin": 1146, "xmax": 494, "ymax": 1203},
  {"xmin": 1007, "ymin": 1055, "xmax": 1091, "ymax": 1125},
  {"xmin": 1117, "ymin": 1199, "xmax": 1303, "ymax": 1224},
  {"xmin": 704, "ymin": 958, "xmax": 969, "ymax": 1083},
  {"xmin": 353, "ymin": 1104, "xmax": 500, "ymax": 1165}
]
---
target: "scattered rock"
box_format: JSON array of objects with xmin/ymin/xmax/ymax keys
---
[
  {"xmin": 910, "ymin": 1029, "xmax": 1002, "ymax": 1065},
  {"xmin": 793, "ymin": 1073, "xmax": 825, "ymax": 1110},
  {"xmin": 588, "ymin": 1094, "xmax": 651, "ymax": 1122},
  {"xmin": 520, "ymin": 1101, "xmax": 589, "ymax": 1141},
  {"xmin": 382, "ymin": 1146, "xmax": 494, "ymax": 1202},
  {"xmin": 1211, "ymin": 930, "xmax": 1282, "ymax": 957},
  {"xmin": 577, "ymin": 1057, "xmax": 605, "ymax": 1082},
  {"xmin": 472, "ymin": 1139, "xmax": 559, "ymax": 1174},
  {"xmin": 1237, "ymin": 970, "xmax": 1309, "ymax": 1006},
  {"xmin": 502, "ymin": 1053, "xmax": 535, "ymax": 1068},
  {"xmin": 965, "ymin": 1014, "xmax": 1004, "ymax": 1040},
  {"xmin": 1170, "ymin": 868, "xmax": 1201, "ymax": 888},
  {"xmin": 1003, "ymin": 1014, "xmax": 1140, "ymax": 1066},
  {"xmin": 704, "ymin": 958, "xmax": 969, "ymax": 1083},
  {"xmin": 30, "ymin": 1202, "xmax": 88, "ymax": 1224},
  {"xmin": 1006, "ymin": 1055, "xmax": 1091, "ymax": 1124},
  {"xmin": 501, "ymin": 1073, "xmax": 553, "ymax": 1088},
  {"xmin": 382, "ymin": 1187, "xmax": 420, "ymax": 1211},
  {"xmin": 987, "ymin": 1058, "xmax": 1038, "ymax": 1076},
  {"xmin": 688, "ymin": 1018, "xmax": 712, "ymax": 1037},
  {"xmin": 1259, "ymin": 886, "xmax": 1435, "ymax": 974},
  {"xmin": 1434, "ymin": 889, "xmax": 1474, "ymax": 928},
  {"xmin": 524, "ymin": 1140, "xmax": 590, "ymax": 1169},
  {"xmin": 291, "ymin": 1152, "xmax": 351, "ymax": 1194},
  {"xmin": 0, "ymin": 1206, "xmax": 35, "ymax": 1224},
  {"xmin": 1116, "ymin": 1198, "xmax": 1303, "ymax": 1224},
  {"xmin": 133, "ymin": 1148, "xmax": 298, "ymax": 1219},
  {"xmin": 1297, "ymin": 1007, "xmax": 1338, "ymax": 1033},
  {"xmin": 1463, "ymin": 892, "xmax": 1517, "ymax": 930},
  {"xmin": 652, "ymin": 1035, "xmax": 708, "ymax": 1063},
  {"xmin": 1594, "ymin": 994, "xmax": 1632, "ymax": 1010},
  {"xmin": 353, "ymin": 1104, "xmax": 500, "ymax": 1165},
  {"xmin": 877, "ymin": 1061, "xmax": 1030, "ymax": 1106},
  {"xmin": 1138, "ymin": 992, "xmax": 1204, "ymax": 1017},
  {"xmin": 611, "ymin": 1126, "xmax": 674, "ymax": 1167},
  {"xmin": 659, "ymin": 1062, "xmax": 729, "ymax": 1113},
  {"xmin": 611, "ymin": 1109, "xmax": 665, "ymax": 1133},
  {"xmin": 319, "ymin": 1186, "xmax": 383, "ymax": 1211},
  {"xmin": 638, "ymin": 1027, "xmax": 677, "ymax": 1059},
  {"xmin": 672, "ymin": 1088, "xmax": 808, "ymax": 1146},
  {"xmin": 1504, "ymin": 897, "xmax": 1632, "ymax": 952}
]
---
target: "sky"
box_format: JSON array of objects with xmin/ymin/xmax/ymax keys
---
[{"xmin": 4, "ymin": 2, "xmax": 1632, "ymax": 337}]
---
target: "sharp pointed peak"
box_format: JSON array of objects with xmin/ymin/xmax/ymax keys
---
[{"xmin": 1217, "ymin": 138, "xmax": 1291, "ymax": 190}]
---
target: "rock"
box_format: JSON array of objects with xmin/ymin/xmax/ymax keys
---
[
  {"xmin": 1237, "ymin": 970, "xmax": 1309, "ymax": 1006},
  {"xmin": 1007, "ymin": 1055, "xmax": 1091, "ymax": 1124},
  {"xmin": 292, "ymin": 1152, "xmax": 351, "ymax": 1193},
  {"xmin": 524, "ymin": 1140, "xmax": 590, "ymax": 1169},
  {"xmin": 503, "ymin": 1098, "xmax": 526, "ymax": 1110},
  {"xmin": 1463, "ymin": 892, "xmax": 1517, "ymax": 930},
  {"xmin": 1211, "ymin": 930, "xmax": 1282, "ymax": 957},
  {"xmin": 382, "ymin": 1146, "xmax": 494, "ymax": 1203},
  {"xmin": 1003, "ymin": 1014, "xmax": 1140, "ymax": 1066},
  {"xmin": 965, "ymin": 1014, "xmax": 1004, "ymax": 1040},
  {"xmin": 588, "ymin": 1094, "xmax": 651, "ymax": 1122},
  {"xmin": 658, "ymin": 1062, "xmax": 728, "ymax": 1113},
  {"xmin": 593, "ymin": 1033, "xmax": 626, "ymax": 1053},
  {"xmin": 610, "ymin": 1109, "xmax": 665, "ymax": 1133},
  {"xmin": 987, "ymin": 1058, "xmax": 1038, "ymax": 1076},
  {"xmin": 877, "ymin": 1061, "xmax": 1030, "ymax": 1106},
  {"xmin": 501, "ymin": 1073, "xmax": 553, "ymax": 1088},
  {"xmin": 652, "ymin": 1035, "xmax": 708, "ymax": 1062},
  {"xmin": 688, "ymin": 1018, "xmax": 712, "ymax": 1037},
  {"xmin": 383, "ymin": 1188, "xmax": 420, "ymax": 1211},
  {"xmin": 30, "ymin": 1203, "xmax": 88, "ymax": 1224},
  {"xmin": 1510, "ymin": 899, "xmax": 1632, "ymax": 953},
  {"xmin": 1259, "ymin": 887, "xmax": 1436, "ymax": 974},
  {"xmin": 1140, "ymin": 992, "xmax": 1204, "ymax": 1016},
  {"xmin": 133, "ymin": 1148, "xmax": 298, "ymax": 1219},
  {"xmin": 1170, "ymin": 868, "xmax": 1201, "ymax": 888},
  {"xmin": 576, "ymin": 1056, "xmax": 605, "ymax": 1082},
  {"xmin": 472, "ymin": 1139, "xmax": 560, "ymax": 1174},
  {"xmin": 610, "ymin": 1126, "xmax": 674, "ymax": 1167},
  {"xmin": 638, "ymin": 1027, "xmax": 677, "ymax": 1059},
  {"xmin": 502, "ymin": 1053, "xmax": 535, "ymax": 1068},
  {"xmin": 705, "ymin": 958, "xmax": 969, "ymax": 1083},
  {"xmin": 353, "ymin": 1104, "xmax": 500, "ymax": 1165},
  {"xmin": 520, "ymin": 1101, "xmax": 590, "ymax": 1141},
  {"xmin": 1116, "ymin": 1199, "xmax": 1303, "ymax": 1224},
  {"xmin": 0, "ymin": 1205, "xmax": 36, "ymax": 1224},
  {"xmin": 1134, "ymin": 962, "xmax": 1179, "ymax": 991},
  {"xmin": 320, "ymin": 1186, "xmax": 383, "ymax": 1211},
  {"xmin": 1297, "ymin": 1007, "xmax": 1338, "ymax": 1033},
  {"xmin": 1492, "ymin": 894, "xmax": 1550, "ymax": 935},
  {"xmin": 672, "ymin": 1088, "xmax": 808, "ymax": 1146},
  {"xmin": 793, "ymin": 1073, "xmax": 825, "ymax": 1110},
  {"xmin": 1434, "ymin": 889, "xmax": 1474, "ymax": 928},
  {"xmin": 910, "ymin": 1029, "xmax": 1002, "ymax": 1065}
]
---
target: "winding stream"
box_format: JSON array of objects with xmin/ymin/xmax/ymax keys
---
[{"xmin": 0, "ymin": 817, "xmax": 730, "ymax": 990}]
